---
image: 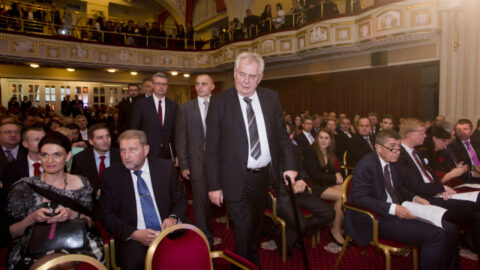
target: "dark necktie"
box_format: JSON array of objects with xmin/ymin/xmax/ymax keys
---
[
  {"xmin": 33, "ymin": 162, "xmax": 41, "ymax": 176},
  {"xmin": 464, "ymin": 141, "xmax": 480, "ymax": 166},
  {"xmin": 364, "ymin": 136, "xmax": 373, "ymax": 150},
  {"xmin": 134, "ymin": 170, "xmax": 162, "ymax": 230},
  {"xmin": 98, "ymin": 156, "xmax": 106, "ymax": 180},
  {"xmin": 243, "ymin": 97, "xmax": 261, "ymax": 160},
  {"xmin": 203, "ymin": 100, "xmax": 209, "ymax": 136},
  {"xmin": 158, "ymin": 99, "xmax": 163, "ymax": 127},
  {"xmin": 5, "ymin": 150, "xmax": 15, "ymax": 162},
  {"xmin": 384, "ymin": 164, "xmax": 399, "ymax": 204},
  {"xmin": 412, "ymin": 150, "xmax": 434, "ymax": 183}
]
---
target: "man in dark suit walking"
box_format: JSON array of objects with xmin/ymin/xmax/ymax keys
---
[
  {"xmin": 117, "ymin": 84, "xmax": 140, "ymax": 133},
  {"xmin": 99, "ymin": 130, "xmax": 187, "ymax": 270},
  {"xmin": 175, "ymin": 74, "xmax": 215, "ymax": 247},
  {"xmin": 344, "ymin": 130, "xmax": 460, "ymax": 270},
  {"xmin": 130, "ymin": 72, "xmax": 179, "ymax": 161},
  {"xmin": 205, "ymin": 52, "xmax": 297, "ymax": 266},
  {"xmin": 71, "ymin": 123, "xmax": 121, "ymax": 195},
  {"xmin": 2, "ymin": 125, "xmax": 45, "ymax": 192}
]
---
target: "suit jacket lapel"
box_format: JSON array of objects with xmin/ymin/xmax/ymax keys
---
[
  {"xmin": 230, "ymin": 89, "xmax": 248, "ymax": 144},
  {"xmin": 148, "ymin": 97, "xmax": 158, "ymax": 124},
  {"xmin": 120, "ymin": 166, "xmax": 138, "ymax": 222},
  {"xmin": 148, "ymin": 160, "xmax": 166, "ymax": 219},
  {"xmin": 192, "ymin": 99, "xmax": 205, "ymax": 139},
  {"xmin": 0, "ymin": 149, "xmax": 8, "ymax": 164},
  {"xmin": 257, "ymin": 89, "xmax": 273, "ymax": 140},
  {"xmin": 88, "ymin": 148, "xmax": 98, "ymax": 174}
]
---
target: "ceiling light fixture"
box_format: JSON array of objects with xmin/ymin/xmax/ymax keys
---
[
  {"xmin": 30, "ymin": 63, "xmax": 39, "ymax": 68},
  {"xmin": 66, "ymin": 68, "xmax": 75, "ymax": 72},
  {"xmin": 170, "ymin": 71, "xmax": 178, "ymax": 76},
  {"xmin": 107, "ymin": 68, "xmax": 116, "ymax": 73},
  {"xmin": 183, "ymin": 73, "xmax": 190, "ymax": 78},
  {"xmin": 131, "ymin": 71, "xmax": 138, "ymax": 76}
]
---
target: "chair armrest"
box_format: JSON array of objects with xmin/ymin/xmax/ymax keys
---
[
  {"xmin": 267, "ymin": 191, "xmax": 277, "ymax": 217},
  {"xmin": 343, "ymin": 203, "xmax": 379, "ymax": 245},
  {"xmin": 210, "ymin": 250, "xmax": 258, "ymax": 270}
]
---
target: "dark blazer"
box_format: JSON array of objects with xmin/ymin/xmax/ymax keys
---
[
  {"xmin": 205, "ymin": 87, "xmax": 295, "ymax": 201},
  {"xmin": 175, "ymin": 98, "xmax": 206, "ymax": 180},
  {"xmin": 294, "ymin": 132, "xmax": 312, "ymax": 150},
  {"xmin": 471, "ymin": 129, "xmax": 480, "ymax": 148},
  {"xmin": 117, "ymin": 97, "xmax": 136, "ymax": 132},
  {"xmin": 335, "ymin": 128, "xmax": 351, "ymax": 160},
  {"xmin": 71, "ymin": 147, "xmax": 121, "ymax": 193},
  {"xmin": 99, "ymin": 158, "xmax": 187, "ymax": 241},
  {"xmin": 447, "ymin": 138, "xmax": 480, "ymax": 182},
  {"xmin": 347, "ymin": 134, "xmax": 373, "ymax": 165},
  {"xmin": 344, "ymin": 151, "xmax": 414, "ymax": 246},
  {"xmin": 2, "ymin": 157, "xmax": 28, "ymax": 193},
  {"xmin": 130, "ymin": 96, "xmax": 178, "ymax": 160},
  {"xmin": 301, "ymin": 145, "xmax": 337, "ymax": 195},
  {"xmin": 0, "ymin": 146, "xmax": 27, "ymax": 181},
  {"xmin": 398, "ymin": 146, "xmax": 445, "ymax": 197}
]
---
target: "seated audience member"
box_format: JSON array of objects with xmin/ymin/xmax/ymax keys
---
[
  {"xmin": 302, "ymin": 128, "xmax": 345, "ymax": 245},
  {"xmin": 471, "ymin": 118, "xmax": 480, "ymax": 147},
  {"xmin": 311, "ymin": 114, "xmax": 321, "ymax": 136},
  {"xmin": 71, "ymin": 124, "xmax": 121, "ymax": 196},
  {"xmin": 74, "ymin": 114, "xmax": 89, "ymax": 142},
  {"xmin": 65, "ymin": 123, "xmax": 88, "ymax": 148},
  {"xmin": 347, "ymin": 117, "xmax": 374, "ymax": 165},
  {"xmin": 260, "ymin": 4, "xmax": 273, "ymax": 33},
  {"xmin": 0, "ymin": 122, "xmax": 27, "ymax": 178},
  {"xmin": 325, "ymin": 119, "xmax": 336, "ymax": 133},
  {"xmin": 289, "ymin": 0, "xmax": 304, "ymax": 26},
  {"xmin": 243, "ymin": 9, "xmax": 259, "ymax": 37},
  {"xmin": 6, "ymin": 132, "xmax": 104, "ymax": 269},
  {"xmin": 398, "ymin": 118, "xmax": 480, "ymax": 256},
  {"xmin": 99, "ymin": 130, "xmax": 187, "ymax": 270},
  {"xmin": 272, "ymin": 3, "xmax": 285, "ymax": 29},
  {"xmin": 420, "ymin": 125, "xmax": 468, "ymax": 185},
  {"xmin": 270, "ymin": 123, "xmax": 334, "ymax": 257},
  {"xmin": 344, "ymin": 130, "xmax": 460, "ymax": 270},
  {"xmin": 379, "ymin": 115, "xmax": 394, "ymax": 131},
  {"xmin": 335, "ymin": 117, "xmax": 352, "ymax": 161},
  {"xmin": 2, "ymin": 125, "xmax": 45, "ymax": 192},
  {"xmin": 368, "ymin": 112, "xmax": 380, "ymax": 136},
  {"xmin": 294, "ymin": 115, "xmax": 302, "ymax": 134},
  {"xmin": 294, "ymin": 116, "xmax": 314, "ymax": 148},
  {"xmin": 46, "ymin": 118, "xmax": 61, "ymax": 133},
  {"xmin": 447, "ymin": 119, "xmax": 480, "ymax": 183}
]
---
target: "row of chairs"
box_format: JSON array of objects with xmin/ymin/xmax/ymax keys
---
[{"xmin": 32, "ymin": 223, "xmax": 257, "ymax": 270}]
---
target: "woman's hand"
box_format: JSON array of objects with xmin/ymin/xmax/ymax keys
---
[
  {"xmin": 335, "ymin": 173, "xmax": 344, "ymax": 185},
  {"xmin": 28, "ymin": 208, "xmax": 52, "ymax": 224},
  {"xmin": 47, "ymin": 207, "xmax": 76, "ymax": 223}
]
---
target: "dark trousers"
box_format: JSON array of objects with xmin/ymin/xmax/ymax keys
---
[
  {"xmin": 191, "ymin": 169, "xmax": 214, "ymax": 247},
  {"xmin": 225, "ymin": 169, "xmax": 269, "ymax": 267},
  {"xmin": 379, "ymin": 217, "xmax": 460, "ymax": 270},
  {"xmin": 429, "ymin": 197, "xmax": 480, "ymax": 254},
  {"xmin": 275, "ymin": 191, "xmax": 335, "ymax": 247},
  {"xmin": 117, "ymin": 239, "xmax": 148, "ymax": 270}
]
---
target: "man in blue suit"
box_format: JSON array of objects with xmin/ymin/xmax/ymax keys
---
[{"xmin": 344, "ymin": 130, "xmax": 460, "ymax": 270}]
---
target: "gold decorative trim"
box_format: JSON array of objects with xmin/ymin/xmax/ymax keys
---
[
  {"xmin": 39, "ymin": 41, "xmax": 66, "ymax": 47},
  {"xmin": 336, "ymin": 27, "xmax": 351, "ymax": 41},
  {"xmin": 331, "ymin": 21, "xmax": 355, "ymax": 27},
  {"xmin": 406, "ymin": 1, "xmax": 437, "ymax": 10}
]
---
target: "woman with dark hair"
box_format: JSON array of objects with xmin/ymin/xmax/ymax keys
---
[
  {"xmin": 177, "ymin": 24, "xmax": 186, "ymax": 49},
  {"xmin": 8, "ymin": 96, "xmax": 20, "ymax": 115},
  {"xmin": 302, "ymin": 128, "xmax": 345, "ymax": 246},
  {"xmin": 5, "ymin": 132, "xmax": 104, "ymax": 269},
  {"xmin": 421, "ymin": 124, "xmax": 468, "ymax": 185},
  {"xmin": 260, "ymin": 4, "xmax": 273, "ymax": 32},
  {"xmin": 294, "ymin": 115, "xmax": 302, "ymax": 135},
  {"xmin": 47, "ymin": 118, "xmax": 61, "ymax": 133}
]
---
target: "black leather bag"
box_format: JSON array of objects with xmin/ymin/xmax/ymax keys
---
[{"xmin": 27, "ymin": 219, "xmax": 87, "ymax": 256}]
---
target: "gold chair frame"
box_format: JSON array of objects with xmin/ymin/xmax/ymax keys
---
[
  {"xmin": 34, "ymin": 254, "xmax": 107, "ymax": 270},
  {"xmin": 334, "ymin": 175, "xmax": 418, "ymax": 270}
]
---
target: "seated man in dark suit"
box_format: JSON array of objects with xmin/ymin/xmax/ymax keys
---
[
  {"xmin": 99, "ymin": 130, "xmax": 187, "ymax": 270},
  {"xmin": 447, "ymin": 119, "xmax": 480, "ymax": 183},
  {"xmin": 0, "ymin": 122, "xmax": 27, "ymax": 180},
  {"xmin": 344, "ymin": 130, "xmax": 460, "ymax": 270},
  {"xmin": 335, "ymin": 117, "xmax": 352, "ymax": 160},
  {"xmin": 294, "ymin": 116, "xmax": 315, "ymax": 149},
  {"xmin": 471, "ymin": 118, "xmax": 480, "ymax": 147},
  {"xmin": 243, "ymin": 9, "xmax": 259, "ymax": 38},
  {"xmin": 269, "ymin": 123, "xmax": 335, "ymax": 257},
  {"xmin": 3, "ymin": 125, "xmax": 45, "ymax": 192},
  {"xmin": 71, "ymin": 123, "xmax": 121, "ymax": 196},
  {"xmin": 347, "ymin": 117, "xmax": 374, "ymax": 165},
  {"xmin": 399, "ymin": 118, "xmax": 480, "ymax": 255}
]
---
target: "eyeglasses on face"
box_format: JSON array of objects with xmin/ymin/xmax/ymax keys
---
[{"xmin": 377, "ymin": 144, "xmax": 401, "ymax": 153}]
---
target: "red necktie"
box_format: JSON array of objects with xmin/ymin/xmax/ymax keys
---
[
  {"xmin": 158, "ymin": 99, "xmax": 163, "ymax": 127},
  {"xmin": 33, "ymin": 162, "xmax": 41, "ymax": 176},
  {"xmin": 98, "ymin": 156, "xmax": 106, "ymax": 180}
]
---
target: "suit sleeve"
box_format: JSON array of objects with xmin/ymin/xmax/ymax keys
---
[
  {"xmin": 271, "ymin": 92, "xmax": 295, "ymax": 171},
  {"xmin": 205, "ymin": 95, "xmax": 222, "ymax": 191},
  {"xmin": 175, "ymin": 105, "xmax": 189, "ymax": 171},
  {"xmin": 129, "ymin": 100, "xmax": 142, "ymax": 130},
  {"xmin": 99, "ymin": 169, "xmax": 137, "ymax": 241},
  {"xmin": 168, "ymin": 165, "xmax": 187, "ymax": 219},
  {"xmin": 397, "ymin": 154, "xmax": 445, "ymax": 197},
  {"xmin": 169, "ymin": 102, "xmax": 179, "ymax": 158},
  {"xmin": 348, "ymin": 161, "xmax": 391, "ymax": 217}
]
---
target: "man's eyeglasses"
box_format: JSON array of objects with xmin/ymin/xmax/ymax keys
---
[
  {"xmin": 377, "ymin": 144, "xmax": 401, "ymax": 153},
  {"xmin": 154, "ymin": 82, "xmax": 168, "ymax": 87}
]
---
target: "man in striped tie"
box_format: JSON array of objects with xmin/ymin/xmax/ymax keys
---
[
  {"xmin": 206, "ymin": 52, "xmax": 297, "ymax": 267},
  {"xmin": 99, "ymin": 130, "xmax": 187, "ymax": 270}
]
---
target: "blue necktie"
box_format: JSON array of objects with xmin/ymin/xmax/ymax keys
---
[{"xmin": 134, "ymin": 170, "xmax": 162, "ymax": 230}]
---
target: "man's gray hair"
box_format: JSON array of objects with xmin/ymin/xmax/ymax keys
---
[
  {"xmin": 234, "ymin": 52, "xmax": 265, "ymax": 75},
  {"xmin": 118, "ymin": 130, "xmax": 148, "ymax": 146},
  {"xmin": 152, "ymin": 72, "xmax": 168, "ymax": 81}
]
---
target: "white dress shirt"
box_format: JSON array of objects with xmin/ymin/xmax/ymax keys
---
[
  {"xmin": 153, "ymin": 95, "xmax": 166, "ymax": 124},
  {"xmin": 27, "ymin": 155, "xmax": 43, "ymax": 177},
  {"xmin": 238, "ymin": 92, "xmax": 271, "ymax": 169},
  {"xmin": 197, "ymin": 96, "xmax": 210, "ymax": 133},
  {"xmin": 302, "ymin": 130, "xmax": 314, "ymax": 145},
  {"xmin": 2, "ymin": 145, "xmax": 19, "ymax": 159},
  {"xmin": 80, "ymin": 129, "xmax": 88, "ymax": 141},
  {"xmin": 401, "ymin": 143, "xmax": 433, "ymax": 184},
  {"xmin": 129, "ymin": 159, "xmax": 162, "ymax": 230},
  {"xmin": 93, "ymin": 150, "xmax": 110, "ymax": 172},
  {"xmin": 378, "ymin": 157, "xmax": 397, "ymax": 215}
]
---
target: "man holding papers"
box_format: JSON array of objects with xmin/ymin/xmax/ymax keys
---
[
  {"xmin": 398, "ymin": 118, "xmax": 480, "ymax": 256},
  {"xmin": 344, "ymin": 130, "xmax": 460, "ymax": 270}
]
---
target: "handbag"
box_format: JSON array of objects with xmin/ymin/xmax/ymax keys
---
[{"xmin": 27, "ymin": 219, "xmax": 87, "ymax": 256}]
